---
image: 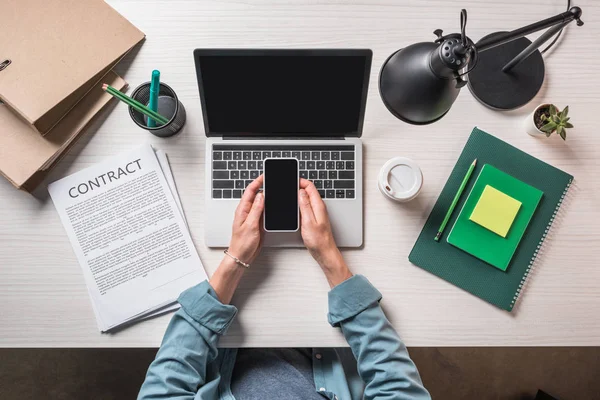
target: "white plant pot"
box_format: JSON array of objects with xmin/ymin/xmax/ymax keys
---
[{"xmin": 525, "ymin": 104, "xmax": 550, "ymax": 137}]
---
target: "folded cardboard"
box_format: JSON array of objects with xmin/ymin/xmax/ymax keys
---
[
  {"xmin": 0, "ymin": 0, "xmax": 144, "ymax": 134},
  {"xmin": 0, "ymin": 71, "xmax": 127, "ymax": 192}
]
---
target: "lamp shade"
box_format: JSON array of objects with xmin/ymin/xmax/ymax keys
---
[{"xmin": 379, "ymin": 42, "xmax": 461, "ymax": 125}]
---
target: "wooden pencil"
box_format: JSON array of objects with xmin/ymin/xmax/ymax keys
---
[{"xmin": 102, "ymin": 84, "xmax": 169, "ymax": 126}]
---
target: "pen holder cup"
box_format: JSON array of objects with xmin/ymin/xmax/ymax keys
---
[{"xmin": 128, "ymin": 82, "xmax": 186, "ymax": 138}]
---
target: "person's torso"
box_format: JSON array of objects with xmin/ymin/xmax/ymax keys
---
[{"xmin": 194, "ymin": 348, "xmax": 364, "ymax": 400}]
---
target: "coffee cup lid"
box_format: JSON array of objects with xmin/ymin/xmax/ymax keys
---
[{"xmin": 378, "ymin": 157, "xmax": 423, "ymax": 202}]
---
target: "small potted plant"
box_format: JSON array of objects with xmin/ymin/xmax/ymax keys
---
[{"xmin": 525, "ymin": 104, "xmax": 573, "ymax": 140}]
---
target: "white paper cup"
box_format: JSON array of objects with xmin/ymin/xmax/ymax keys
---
[{"xmin": 378, "ymin": 157, "xmax": 423, "ymax": 202}]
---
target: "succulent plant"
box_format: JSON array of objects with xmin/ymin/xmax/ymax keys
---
[{"xmin": 539, "ymin": 104, "xmax": 573, "ymax": 140}]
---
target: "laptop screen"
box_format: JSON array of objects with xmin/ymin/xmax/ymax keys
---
[{"xmin": 194, "ymin": 49, "xmax": 371, "ymax": 137}]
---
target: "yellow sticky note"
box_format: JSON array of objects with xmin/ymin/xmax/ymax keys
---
[{"xmin": 469, "ymin": 185, "xmax": 521, "ymax": 237}]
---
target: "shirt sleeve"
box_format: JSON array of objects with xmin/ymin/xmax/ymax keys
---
[
  {"xmin": 328, "ymin": 275, "xmax": 431, "ymax": 400},
  {"xmin": 137, "ymin": 280, "xmax": 237, "ymax": 400}
]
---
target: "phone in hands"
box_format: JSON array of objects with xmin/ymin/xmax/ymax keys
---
[{"xmin": 263, "ymin": 158, "xmax": 299, "ymax": 232}]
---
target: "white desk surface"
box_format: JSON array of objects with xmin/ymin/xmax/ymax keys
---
[{"xmin": 1, "ymin": 0, "xmax": 599, "ymax": 348}]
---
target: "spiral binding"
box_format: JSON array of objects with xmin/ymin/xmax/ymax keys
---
[{"xmin": 510, "ymin": 178, "xmax": 574, "ymax": 310}]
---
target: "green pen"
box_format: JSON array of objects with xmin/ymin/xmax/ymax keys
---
[
  {"xmin": 147, "ymin": 70, "xmax": 160, "ymax": 127},
  {"xmin": 434, "ymin": 158, "xmax": 477, "ymax": 241}
]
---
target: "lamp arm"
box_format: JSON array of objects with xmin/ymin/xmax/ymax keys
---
[
  {"xmin": 475, "ymin": 6, "xmax": 583, "ymax": 53},
  {"xmin": 501, "ymin": 22, "xmax": 567, "ymax": 72}
]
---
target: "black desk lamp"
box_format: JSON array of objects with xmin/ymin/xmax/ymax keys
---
[{"xmin": 379, "ymin": 6, "xmax": 584, "ymax": 125}]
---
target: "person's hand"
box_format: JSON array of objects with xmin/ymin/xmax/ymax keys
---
[
  {"xmin": 211, "ymin": 176, "xmax": 264, "ymax": 303},
  {"xmin": 228, "ymin": 175, "xmax": 264, "ymax": 265},
  {"xmin": 299, "ymin": 178, "xmax": 352, "ymax": 287},
  {"xmin": 298, "ymin": 178, "xmax": 337, "ymax": 259}
]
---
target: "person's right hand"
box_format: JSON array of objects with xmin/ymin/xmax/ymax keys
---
[{"xmin": 298, "ymin": 178, "xmax": 352, "ymax": 287}]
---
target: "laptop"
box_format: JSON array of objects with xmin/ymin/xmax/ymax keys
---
[{"xmin": 194, "ymin": 49, "xmax": 372, "ymax": 247}]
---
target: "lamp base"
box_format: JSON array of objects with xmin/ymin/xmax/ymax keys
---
[{"xmin": 468, "ymin": 32, "xmax": 545, "ymax": 110}]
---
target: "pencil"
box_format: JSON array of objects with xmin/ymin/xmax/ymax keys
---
[
  {"xmin": 103, "ymin": 84, "xmax": 168, "ymax": 125},
  {"xmin": 104, "ymin": 84, "xmax": 168, "ymax": 125},
  {"xmin": 102, "ymin": 84, "xmax": 169, "ymax": 126},
  {"xmin": 434, "ymin": 158, "xmax": 477, "ymax": 242}
]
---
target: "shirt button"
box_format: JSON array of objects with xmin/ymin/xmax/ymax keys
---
[
  {"xmin": 319, "ymin": 387, "xmax": 326, "ymax": 392},
  {"xmin": 315, "ymin": 353, "xmax": 322, "ymax": 359}
]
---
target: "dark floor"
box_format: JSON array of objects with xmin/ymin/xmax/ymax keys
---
[{"xmin": 0, "ymin": 348, "xmax": 598, "ymax": 399}]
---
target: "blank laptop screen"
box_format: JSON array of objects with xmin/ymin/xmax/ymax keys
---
[{"xmin": 195, "ymin": 50, "xmax": 371, "ymax": 137}]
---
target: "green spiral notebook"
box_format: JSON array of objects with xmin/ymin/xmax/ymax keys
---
[{"xmin": 409, "ymin": 128, "xmax": 573, "ymax": 311}]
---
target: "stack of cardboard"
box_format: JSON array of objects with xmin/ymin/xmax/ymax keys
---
[{"xmin": 0, "ymin": 0, "xmax": 145, "ymax": 192}]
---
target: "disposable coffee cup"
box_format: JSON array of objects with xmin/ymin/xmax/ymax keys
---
[{"xmin": 378, "ymin": 157, "xmax": 423, "ymax": 202}]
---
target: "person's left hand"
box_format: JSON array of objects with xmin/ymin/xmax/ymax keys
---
[{"xmin": 228, "ymin": 175, "xmax": 264, "ymax": 265}]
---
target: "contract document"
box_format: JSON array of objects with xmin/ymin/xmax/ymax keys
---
[{"xmin": 48, "ymin": 144, "xmax": 206, "ymax": 331}]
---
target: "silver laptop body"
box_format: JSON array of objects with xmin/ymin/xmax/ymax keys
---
[{"xmin": 194, "ymin": 49, "xmax": 372, "ymax": 247}]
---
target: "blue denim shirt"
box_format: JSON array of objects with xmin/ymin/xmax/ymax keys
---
[{"xmin": 138, "ymin": 275, "xmax": 431, "ymax": 400}]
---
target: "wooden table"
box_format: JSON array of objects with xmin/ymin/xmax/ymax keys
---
[{"xmin": 1, "ymin": 0, "xmax": 599, "ymax": 347}]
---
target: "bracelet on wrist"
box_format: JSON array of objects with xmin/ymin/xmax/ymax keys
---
[{"xmin": 224, "ymin": 249, "xmax": 250, "ymax": 268}]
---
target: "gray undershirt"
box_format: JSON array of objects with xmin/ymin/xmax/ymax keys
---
[{"xmin": 231, "ymin": 348, "xmax": 324, "ymax": 400}]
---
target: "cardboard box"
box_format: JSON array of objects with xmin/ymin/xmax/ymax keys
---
[
  {"xmin": 0, "ymin": 72, "xmax": 127, "ymax": 192},
  {"xmin": 0, "ymin": 0, "xmax": 144, "ymax": 134}
]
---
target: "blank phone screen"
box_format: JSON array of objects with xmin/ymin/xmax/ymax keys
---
[{"xmin": 264, "ymin": 159, "xmax": 299, "ymax": 231}]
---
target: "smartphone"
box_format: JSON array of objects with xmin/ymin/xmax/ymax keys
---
[{"xmin": 263, "ymin": 158, "xmax": 299, "ymax": 232}]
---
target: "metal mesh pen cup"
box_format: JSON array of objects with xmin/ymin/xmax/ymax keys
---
[{"xmin": 128, "ymin": 82, "xmax": 186, "ymax": 137}]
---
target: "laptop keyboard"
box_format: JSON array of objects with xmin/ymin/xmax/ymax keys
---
[{"xmin": 212, "ymin": 145, "xmax": 356, "ymax": 199}]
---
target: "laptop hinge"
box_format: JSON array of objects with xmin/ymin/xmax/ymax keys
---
[{"xmin": 222, "ymin": 136, "xmax": 344, "ymax": 141}]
